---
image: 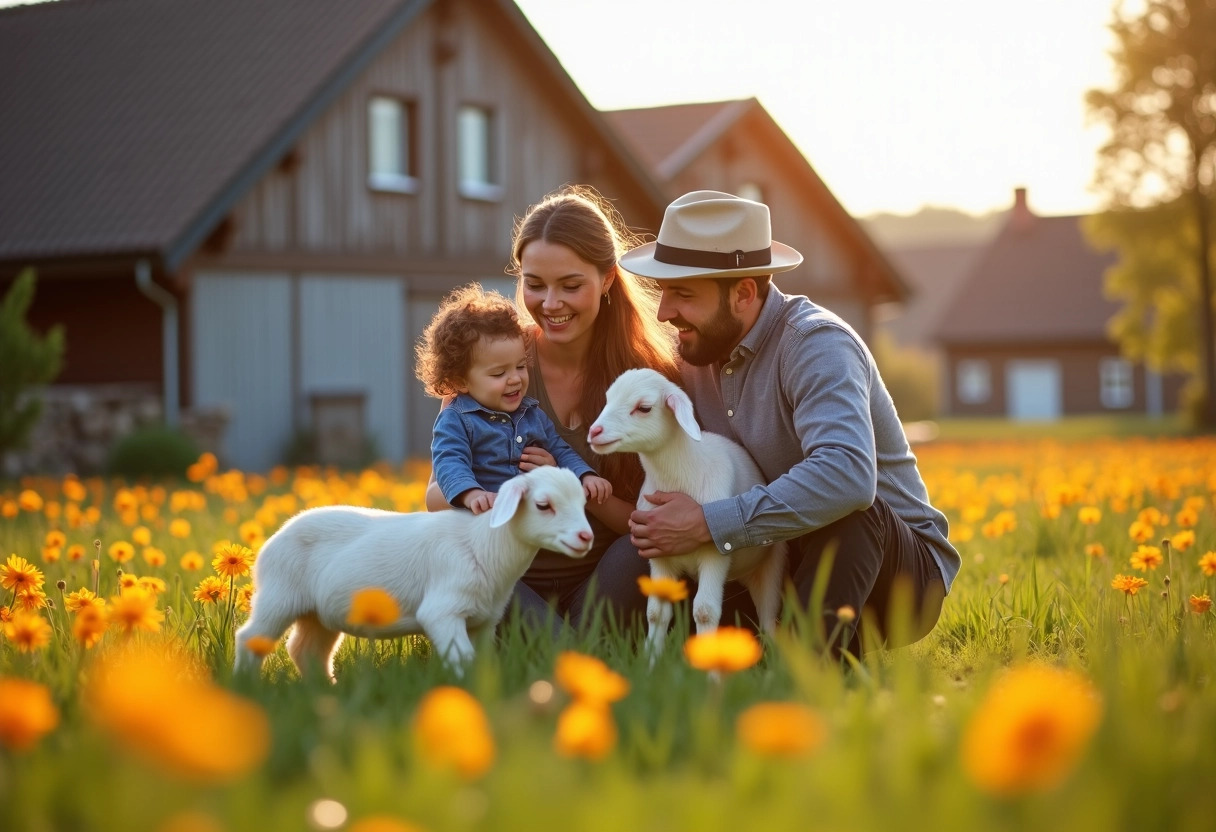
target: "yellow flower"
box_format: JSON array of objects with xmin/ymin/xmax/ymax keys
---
[
  {"xmin": 1, "ymin": 500, "xmax": 15, "ymax": 518},
  {"xmin": 1111, "ymin": 574, "xmax": 1149, "ymax": 596},
  {"xmin": 961, "ymin": 664, "xmax": 1102, "ymax": 795},
  {"xmin": 85, "ymin": 642, "xmax": 269, "ymax": 782},
  {"xmin": 0, "ymin": 677, "xmax": 59, "ymax": 751},
  {"xmin": 238, "ymin": 520, "xmax": 265, "ymax": 548},
  {"xmin": 3, "ymin": 611, "xmax": 53, "ymax": 652},
  {"xmin": 236, "ymin": 584, "xmax": 254, "ymax": 614},
  {"xmin": 736, "ymin": 702, "xmax": 826, "ymax": 758},
  {"xmin": 44, "ymin": 530, "xmax": 66, "ymax": 548},
  {"xmin": 143, "ymin": 546, "xmax": 166, "ymax": 567},
  {"xmin": 1189, "ymin": 594, "xmax": 1213, "ymax": 615},
  {"xmin": 1, "ymin": 554, "xmax": 44, "ymax": 592},
  {"xmin": 107, "ymin": 588, "xmax": 164, "ymax": 634},
  {"xmin": 344, "ymin": 587, "xmax": 400, "ymax": 627},
  {"xmin": 1129, "ymin": 545, "xmax": 1163, "ymax": 572},
  {"xmin": 1137, "ymin": 506, "xmax": 1163, "ymax": 526},
  {"xmin": 14, "ymin": 587, "xmax": 48, "ymax": 612},
  {"xmin": 1175, "ymin": 506, "xmax": 1199, "ymax": 527},
  {"xmin": 168, "ymin": 518, "xmax": 192, "ymax": 539},
  {"xmin": 637, "ymin": 575, "xmax": 689, "ymax": 602},
  {"xmin": 554, "ymin": 651, "xmax": 630, "ymax": 705},
  {"xmin": 73, "ymin": 605, "xmax": 108, "ymax": 648},
  {"xmin": 119, "ymin": 573, "xmax": 141, "ymax": 590},
  {"xmin": 180, "ymin": 551, "xmax": 204, "ymax": 571},
  {"xmin": 212, "ymin": 544, "xmax": 255, "ymax": 579},
  {"xmin": 1170, "ymin": 530, "xmax": 1195, "ymax": 553},
  {"xmin": 67, "ymin": 544, "xmax": 86, "ymax": 561},
  {"xmin": 65, "ymin": 588, "xmax": 103, "ymax": 613},
  {"xmin": 244, "ymin": 635, "xmax": 277, "ymax": 657},
  {"xmin": 138, "ymin": 576, "xmax": 167, "ymax": 595},
  {"xmin": 108, "ymin": 541, "xmax": 135, "ymax": 563},
  {"xmin": 132, "ymin": 526, "xmax": 152, "ymax": 546},
  {"xmin": 1200, "ymin": 551, "xmax": 1216, "ymax": 577},
  {"xmin": 411, "ymin": 686, "xmax": 495, "ymax": 779},
  {"xmin": 41, "ymin": 545, "xmax": 61, "ymax": 563},
  {"xmin": 683, "ymin": 627, "xmax": 763, "ymax": 674},
  {"xmin": 553, "ymin": 700, "xmax": 617, "ymax": 760},
  {"xmin": 1128, "ymin": 520, "xmax": 1154, "ymax": 544},
  {"xmin": 17, "ymin": 489, "xmax": 44, "ymax": 513},
  {"xmin": 1084, "ymin": 543, "xmax": 1106, "ymax": 559},
  {"xmin": 1077, "ymin": 506, "xmax": 1101, "ymax": 525},
  {"xmin": 194, "ymin": 576, "xmax": 229, "ymax": 604}
]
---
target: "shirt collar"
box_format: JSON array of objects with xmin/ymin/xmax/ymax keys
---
[{"xmin": 452, "ymin": 393, "xmax": 539, "ymax": 416}]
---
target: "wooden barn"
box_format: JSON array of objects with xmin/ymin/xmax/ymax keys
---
[
  {"xmin": 936, "ymin": 189, "xmax": 1187, "ymax": 420},
  {"xmin": 605, "ymin": 98, "xmax": 907, "ymax": 342},
  {"xmin": 0, "ymin": 0, "xmax": 666, "ymax": 472}
]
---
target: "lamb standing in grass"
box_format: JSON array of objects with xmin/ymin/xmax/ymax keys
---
[
  {"xmin": 233, "ymin": 466, "xmax": 593, "ymax": 679},
  {"xmin": 587, "ymin": 368, "xmax": 786, "ymax": 656}
]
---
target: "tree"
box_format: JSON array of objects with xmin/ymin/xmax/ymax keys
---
[
  {"xmin": 1086, "ymin": 0, "xmax": 1216, "ymax": 427},
  {"xmin": 0, "ymin": 269, "xmax": 65, "ymax": 456}
]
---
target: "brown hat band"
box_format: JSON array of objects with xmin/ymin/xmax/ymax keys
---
[{"xmin": 653, "ymin": 243, "xmax": 772, "ymax": 271}]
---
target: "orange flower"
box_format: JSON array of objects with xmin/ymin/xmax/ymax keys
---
[
  {"xmin": 554, "ymin": 699, "xmax": 617, "ymax": 760},
  {"xmin": 1200, "ymin": 551, "xmax": 1216, "ymax": 577},
  {"xmin": 244, "ymin": 635, "xmax": 278, "ymax": 657},
  {"xmin": 1, "ymin": 555, "xmax": 44, "ymax": 593},
  {"xmin": 132, "ymin": 526, "xmax": 152, "ymax": 546},
  {"xmin": 962, "ymin": 664, "xmax": 1102, "ymax": 795},
  {"xmin": 180, "ymin": 551, "xmax": 204, "ymax": 571},
  {"xmin": 17, "ymin": 489, "xmax": 44, "ymax": 513},
  {"xmin": 1077, "ymin": 506, "xmax": 1101, "ymax": 525},
  {"xmin": 683, "ymin": 627, "xmax": 763, "ymax": 673},
  {"xmin": 1111, "ymin": 574, "xmax": 1149, "ymax": 596},
  {"xmin": 73, "ymin": 605, "xmax": 108, "ymax": 648},
  {"xmin": 64, "ymin": 588, "xmax": 103, "ymax": 613},
  {"xmin": 3, "ymin": 611, "xmax": 53, "ymax": 652},
  {"xmin": 107, "ymin": 588, "xmax": 164, "ymax": 634},
  {"xmin": 554, "ymin": 651, "xmax": 630, "ymax": 706},
  {"xmin": 142, "ymin": 546, "xmax": 166, "ymax": 567},
  {"xmin": 44, "ymin": 530, "xmax": 66, "ymax": 548},
  {"xmin": 1129, "ymin": 545, "xmax": 1162, "ymax": 572},
  {"xmin": 1189, "ymin": 594, "xmax": 1213, "ymax": 615},
  {"xmin": 0, "ymin": 677, "xmax": 59, "ymax": 751},
  {"xmin": 194, "ymin": 576, "xmax": 229, "ymax": 604},
  {"xmin": 411, "ymin": 686, "xmax": 495, "ymax": 779},
  {"xmin": 1128, "ymin": 520, "xmax": 1154, "ymax": 544},
  {"xmin": 346, "ymin": 588, "xmax": 400, "ymax": 627},
  {"xmin": 637, "ymin": 575, "xmax": 689, "ymax": 602},
  {"xmin": 1084, "ymin": 543, "xmax": 1106, "ymax": 559},
  {"xmin": 67, "ymin": 544, "xmax": 86, "ymax": 561},
  {"xmin": 168, "ymin": 518, "xmax": 192, "ymax": 539},
  {"xmin": 212, "ymin": 544, "xmax": 255, "ymax": 579},
  {"xmin": 736, "ymin": 702, "xmax": 826, "ymax": 758},
  {"xmin": 107, "ymin": 541, "xmax": 135, "ymax": 563},
  {"xmin": 1170, "ymin": 530, "xmax": 1195, "ymax": 553}
]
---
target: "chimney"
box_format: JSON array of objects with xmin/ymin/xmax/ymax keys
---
[{"xmin": 1011, "ymin": 186, "xmax": 1034, "ymax": 231}]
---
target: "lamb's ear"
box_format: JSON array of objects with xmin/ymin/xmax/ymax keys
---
[
  {"xmin": 665, "ymin": 391, "xmax": 702, "ymax": 440},
  {"xmin": 489, "ymin": 476, "xmax": 527, "ymax": 527}
]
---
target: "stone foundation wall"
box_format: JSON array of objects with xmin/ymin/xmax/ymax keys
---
[{"xmin": 2, "ymin": 385, "xmax": 229, "ymax": 477}]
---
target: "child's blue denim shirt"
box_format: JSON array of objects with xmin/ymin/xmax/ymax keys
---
[{"xmin": 431, "ymin": 393, "xmax": 596, "ymax": 506}]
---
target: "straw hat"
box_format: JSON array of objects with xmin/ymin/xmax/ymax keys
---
[{"xmin": 620, "ymin": 190, "xmax": 802, "ymax": 279}]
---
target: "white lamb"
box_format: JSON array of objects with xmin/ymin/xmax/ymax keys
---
[
  {"xmin": 587, "ymin": 368, "xmax": 787, "ymax": 657},
  {"xmin": 233, "ymin": 466, "xmax": 593, "ymax": 680}
]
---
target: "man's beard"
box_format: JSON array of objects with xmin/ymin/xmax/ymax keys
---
[{"xmin": 675, "ymin": 300, "xmax": 743, "ymax": 366}]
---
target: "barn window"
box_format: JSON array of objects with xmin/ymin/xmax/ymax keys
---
[
  {"xmin": 1100, "ymin": 357, "xmax": 1134, "ymax": 408},
  {"xmin": 458, "ymin": 104, "xmax": 503, "ymax": 201},
  {"xmin": 368, "ymin": 96, "xmax": 418, "ymax": 193},
  {"xmin": 957, "ymin": 359, "xmax": 991, "ymax": 404}
]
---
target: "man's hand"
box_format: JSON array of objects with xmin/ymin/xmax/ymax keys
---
[
  {"xmin": 629, "ymin": 490, "xmax": 712, "ymax": 558},
  {"xmin": 581, "ymin": 475, "xmax": 613, "ymax": 505},
  {"xmin": 461, "ymin": 489, "xmax": 495, "ymax": 515}
]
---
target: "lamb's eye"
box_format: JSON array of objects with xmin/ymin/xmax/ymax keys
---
[
  {"xmin": 535, "ymin": 501, "xmax": 553, "ymax": 512},
  {"xmin": 633, "ymin": 404, "xmax": 652, "ymax": 415}
]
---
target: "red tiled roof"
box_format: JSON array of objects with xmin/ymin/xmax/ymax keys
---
[
  {"xmin": 0, "ymin": 0, "xmax": 424, "ymax": 267},
  {"xmin": 882, "ymin": 244, "xmax": 985, "ymax": 347},
  {"xmin": 936, "ymin": 213, "xmax": 1120, "ymax": 345},
  {"xmin": 604, "ymin": 99, "xmax": 749, "ymax": 179}
]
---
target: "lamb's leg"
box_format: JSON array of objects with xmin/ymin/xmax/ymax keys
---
[
  {"xmin": 417, "ymin": 604, "xmax": 475, "ymax": 676},
  {"xmin": 692, "ymin": 555, "xmax": 731, "ymax": 634},
  {"xmin": 286, "ymin": 613, "xmax": 344, "ymax": 683},
  {"xmin": 234, "ymin": 593, "xmax": 302, "ymax": 674},
  {"xmin": 739, "ymin": 541, "xmax": 788, "ymax": 633},
  {"xmin": 644, "ymin": 562, "xmax": 679, "ymax": 664}
]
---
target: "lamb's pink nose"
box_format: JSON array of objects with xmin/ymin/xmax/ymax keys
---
[
  {"xmin": 587, "ymin": 424, "xmax": 603, "ymax": 440},
  {"xmin": 579, "ymin": 530, "xmax": 593, "ymax": 544}
]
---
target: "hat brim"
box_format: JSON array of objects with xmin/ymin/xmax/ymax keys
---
[{"xmin": 619, "ymin": 240, "xmax": 803, "ymax": 280}]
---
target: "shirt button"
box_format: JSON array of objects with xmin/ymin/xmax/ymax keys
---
[
  {"xmin": 727, "ymin": 409, "xmax": 734, "ymax": 417},
  {"xmin": 725, "ymin": 368, "xmax": 733, "ymax": 375},
  {"xmin": 516, "ymin": 436, "xmax": 523, "ymax": 443},
  {"xmin": 723, "ymin": 542, "xmax": 733, "ymax": 551}
]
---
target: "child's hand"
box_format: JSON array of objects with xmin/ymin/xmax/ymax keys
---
[
  {"xmin": 461, "ymin": 489, "xmax": 495, "ymax": 515},
  {"xmin": 519, "ymin": 446, "xmax": 556, "ymax": 471},
  {"xmin": 581, "ymin": 475, "xmax": 613, "ymax": 505}
]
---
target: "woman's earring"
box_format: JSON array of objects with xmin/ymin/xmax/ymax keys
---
[{"xmin": 602, "ymin": 291, "xmax": 611, "ymax": 306}]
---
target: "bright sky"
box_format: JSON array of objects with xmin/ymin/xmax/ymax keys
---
[{"xmin": 514, "ymin": 0, "xmax": 1125, "ymax": 218}]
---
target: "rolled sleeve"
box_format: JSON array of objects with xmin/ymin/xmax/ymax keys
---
[{"xmin": 431, "ymin": 411, "xmax": 482, "ymax": 504}]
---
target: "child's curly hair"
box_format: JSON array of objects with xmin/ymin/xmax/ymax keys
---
[{"xmin": 415, "ymin": 283, "xmax": 528, "ymax": 398}]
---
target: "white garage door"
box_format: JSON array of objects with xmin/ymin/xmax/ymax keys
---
[{"xmin": 1006, "ymin": 360, "xmax": 1062, "ymax": 421}]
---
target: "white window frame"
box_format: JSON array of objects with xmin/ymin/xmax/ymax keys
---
[
  {"xmin": 1100, "ymin": 357, "xmax": 1134, "ymax": 409},
  {"xmin": 457, "ymin": 104, "xmax": 503, "ymax": 201},
  {"xmin": 957, "ymin": 359, "xmax": 991, "ymax": 404},
  {"xmin": 367, "ymin": 95, "xmax": 418, "ymax": 194}
]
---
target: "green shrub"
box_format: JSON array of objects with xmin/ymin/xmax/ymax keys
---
[
  {"xmin": 105, "ymin": 426, "xmax": 201, "ymax": 478},
  {"xmin": 871, "ymin": 332, "xmax": 941, "ymax": 422},
  {"xmin": 0, "ymin": 268, "xmax": 65, "ymax": 456}
]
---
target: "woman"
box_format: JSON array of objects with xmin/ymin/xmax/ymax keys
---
[{"xmin": 426, "ymin": 184, "xmax": 679, "ymax": 631}]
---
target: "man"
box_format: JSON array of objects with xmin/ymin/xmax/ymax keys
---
[{"xmin": 620, "ymin": 190, "xmax": 959, "ymax": 657}]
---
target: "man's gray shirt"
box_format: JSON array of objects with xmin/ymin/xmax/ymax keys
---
[{"xmin": 680, "ymin": 287, "xmax": 961, "ymax": 592}]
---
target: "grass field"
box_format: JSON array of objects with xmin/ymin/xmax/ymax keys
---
[{"xmin": 2, "ymin": 435, "xmax": 1215, "ymax": 832}]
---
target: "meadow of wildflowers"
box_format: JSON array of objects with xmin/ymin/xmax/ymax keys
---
[{"xmin": 1, "ymin": 438, "xmax": 1214, "ymax": 832}]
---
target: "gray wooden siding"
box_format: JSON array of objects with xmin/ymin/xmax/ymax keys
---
[
  {"xmin": 191, "ymin": 272, "xmax": 293, "ymax": 472},
  {"xmin": 299, "ymin": 275, "xmax": 408, "ymax": 462}
]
